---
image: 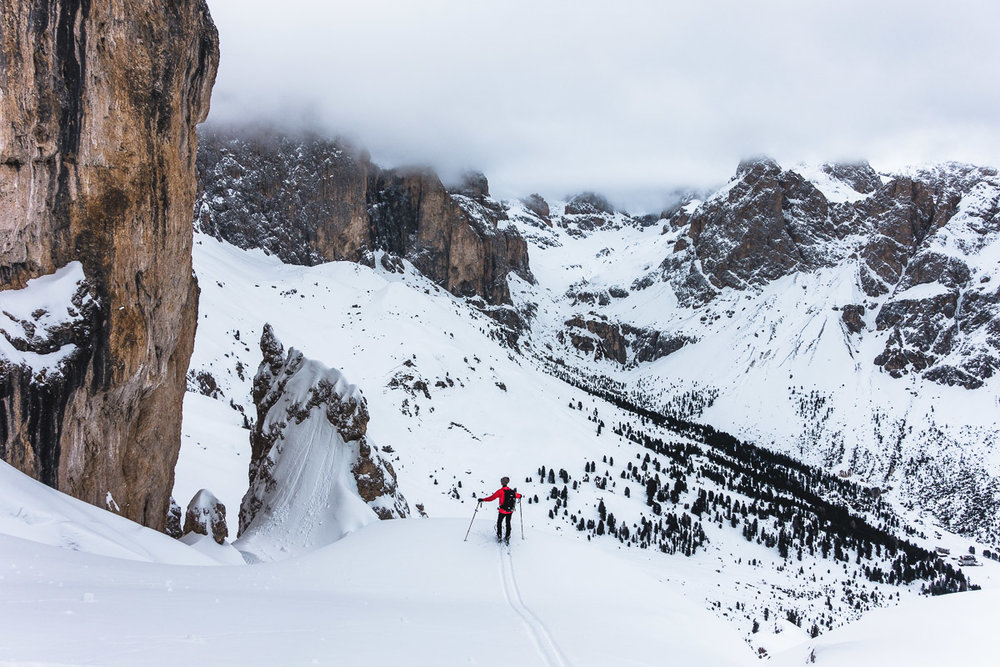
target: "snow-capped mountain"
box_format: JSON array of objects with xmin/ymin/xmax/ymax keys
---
[
  {"xmin": 504, "ymin": 158, "xmax": 1000, "ymax": 544},
  {"xmin": 191, "ymin": 127, "xmax": 1000, "ymax": 545},
  {"xmin": 2, "ymin": 0, "xmax": 997, "ymax": 660}
]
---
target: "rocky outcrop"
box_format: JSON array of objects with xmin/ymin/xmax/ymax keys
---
[
  {"xmin": 521, "ymin": 194, "xmax": 551, "ymax": 224},
  {"xmin": 821, "ymin": 162, "xmax": 881, "ymax": 195},
  {"xmin": 195, "ymin": 130, "xmax": 370, "ymax": 266},
  {"xmin": 237, "ymin": 325, "xmax": 407, "ymax": 560},
  {"xmin": 620, "ymin": 325, "xmax": 696, "ymax": 364},
  {"xmin": 558, "ymin": 316, "xmax": 693, "ymax": 367},
  {"xmin": 0, "ymin": 0, "xmax": 219, "ymax": 529},
  {"xmin": 559, "ymin": 316, "xmax": 628, "ymax": 365},
  {"xmin": 195, "ymin": 128, "xmax": 533, "ymax": 305},
  {"xmin": 677, "ymin": 157, "xmax": 839, "ymax": 299},
  {"xmin": 565, "ymin": 192, "xmax": 615, "ymax": 216},
  {"xmin": 870, "ymin": 172, "xmax": 1000, "ymax": 387},
  {"xmin": 447, "ymin": 170, "xmax": 490, "ymax": 199},
  {"xmin": 841, "ymin": 304, "xmax": 867, "ymax": 334},
  {"xmin": 647, "ymin": 158, "xmax": 1000, "ymax": 389},
  {"xmin": 369, "ymin": 166, "xmax": 530, "ymax": 304},
  {"xmin": 183, "ymin": 489, "xmax": 228, "ymax": 544},
  {"xmin": 166, "ymin": 497, "xmax": 183, "ymax": 539},
  {"xmin": 560, "ymin": 192, "xmax": 620, "ymax": 235}
]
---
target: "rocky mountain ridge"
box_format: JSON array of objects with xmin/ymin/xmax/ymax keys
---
[
  {"xmin": 664, "ymin": 159, "xmax": 999, "ymax": 389},
  {"xmin": 502, "ymin": 158, "xmax": 999, "ymax": 391},
  {"xmin": 191, "ymin": 134, "xmax": 999, "ymax": 543},
  {"xmin": 195, "ymin": 127, "xmax": 532, "ymax": 305},
  {"xmin": 492, "ymin": 159, "xmax": 1000, "ymax": 541}
]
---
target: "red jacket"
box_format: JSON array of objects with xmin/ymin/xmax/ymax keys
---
[{"xmin": 481, "ymin": 486, "xmax": 522, "ymax": 514}]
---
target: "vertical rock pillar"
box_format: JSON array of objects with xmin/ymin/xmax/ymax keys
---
[{"xmin": 0, "ymin": 0, "xmax": 219, "ymax": 530}]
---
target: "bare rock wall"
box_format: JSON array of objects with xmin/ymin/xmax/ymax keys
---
[{"xmin": 0, "ymin": 0, "xmax": 219, "ymax": 529}]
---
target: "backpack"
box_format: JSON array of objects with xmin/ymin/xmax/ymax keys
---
[{"xmin": 500, "ymin": 487, "xmax": 518, "ymax": 512}]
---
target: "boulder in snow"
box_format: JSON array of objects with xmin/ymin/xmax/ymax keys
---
[
  {"xmin": 166, "ymin": 497, "xmax": 183, "ymax": 539},
  {"xmin": 183, "ymin": 489, "xmax": 229, "ymax": 545}
]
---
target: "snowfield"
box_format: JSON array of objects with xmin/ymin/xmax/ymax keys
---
[
  {"xmin": 0, "ymin": 466, "xmax": 753, "ymax": 666},
  {"xmin": 3, "ymin": 457, "xmax": 998, "ymax": 665},
  {"xmin": 773, "ymin": 587, "xmax": 1000, "ymax": 667}
]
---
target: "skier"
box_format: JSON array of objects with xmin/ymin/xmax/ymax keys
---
[{"xmin": 479, "ymin": 477, "xmax": 521, "ymax": 544}]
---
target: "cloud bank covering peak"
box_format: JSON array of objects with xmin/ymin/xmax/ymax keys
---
[{"xmin": 206, "ymin": 0, "xmax": 1000, "ymax": 212}]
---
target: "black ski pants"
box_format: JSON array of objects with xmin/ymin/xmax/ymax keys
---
[{"xmin": 496, "ymin": 511, "xmax": 512, "ymax": 540}]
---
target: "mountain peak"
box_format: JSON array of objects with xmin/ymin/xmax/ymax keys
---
[{"xmin": 565, "ymin": 191, "xmax": 616, "ymax": 216}]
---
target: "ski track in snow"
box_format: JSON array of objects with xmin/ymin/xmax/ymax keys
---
[{"xmin": 498, "ymin": 546, "xmax": 569, "ymax": 667}]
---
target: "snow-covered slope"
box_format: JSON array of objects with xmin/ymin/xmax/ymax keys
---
[
  {"xmin": 0, "ymin": 460, "xmax": 215, "ymax": 566},
  {"xmin": 236, "ymin": 325, "xmax": 408, "ymax": 562},
  {"xmin": 175, "ymin": 230, "xmax": 991, "ymax": 654},
  {"xmin": 3, "ymin": 213, "xmax": 996, "ymax": 662},
  {"xmin": 503, "ymin": 162, "xmax": 1000, "ymax": 543},
  {"xmin": 0, "ymin": 492, "xmax": 755, "ymax": 666},
  {"xmin": 190, "ymin": 130, "xmax": 1000, "ymax": 544},
  {"xmin": 773, "ymin": 587, "xmax": 1000, "ymax": 667}
]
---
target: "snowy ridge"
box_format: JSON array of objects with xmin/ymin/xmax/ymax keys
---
[
  {"xmin": 236, "ymin": 326, "xmax": 407, "ymax": 562},
  {"xmin": 792, "ymin": 162, "xmax": 875, "ymax": 204}
]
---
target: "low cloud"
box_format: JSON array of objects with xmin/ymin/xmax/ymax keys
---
[{"xmin": 206, "ymin": 0, "xmax": 1000, "ymax": 211}]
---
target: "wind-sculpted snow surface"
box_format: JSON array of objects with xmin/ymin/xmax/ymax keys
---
[
  {"xmin": 236, "ymin": 325, "xmax": 408, "ymax": 561},
  {"xmin": 0, "ymin": 460, "xmax": 215, "ymax": 565},
  {"xmin": 772, "ymin": 588, "xmax": 1000, "ymax": 667},
  {"xmin": 0, "ymin": 493, "xmax": 758, "ymax": 667}
]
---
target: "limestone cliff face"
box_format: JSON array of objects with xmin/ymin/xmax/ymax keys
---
[
  {"xmin": 372, "ymin": 166, "xmax": 531, "ymax": 304},
  {"xmin": 196, "ymin": 128, "xmax": 533, "ymax": 305},
  {"xmin": 196, "ymin": 131, "xmax": 371, "ymax": 266},
  {"xmin": 0, "ymin": 0, "xmax": 219, "ymax": 529}
]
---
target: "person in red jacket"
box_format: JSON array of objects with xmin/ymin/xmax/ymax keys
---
[{"xmin": 479, "ymin": 477, "xmax": 522, "ymax": 544}]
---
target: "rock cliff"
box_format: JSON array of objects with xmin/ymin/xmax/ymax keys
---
[
  {"xmin": 655, "ymin": 160, "xmax": 1000, "ymax": 389},
  {"xmin": 237, "ymin": 325, "xmax": 408, "ymax": 561},
  {"xmin": 195, "ymin": 128, "xmax": 533, "ymax": 305},
  {"xmin": 0, "ymin": 0, "xmax": 219, "ymax": 529},
  {"xmin": 662, "ymin": 157, "xmax": 841, "ymax": 303}
]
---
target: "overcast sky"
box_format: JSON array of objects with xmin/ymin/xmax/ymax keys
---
[{"xmin": 205, "ymin": 0, "xmax": 1000, "ymax": 212}]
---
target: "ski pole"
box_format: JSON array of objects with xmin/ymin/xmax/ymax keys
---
[
  {"xmin": 464, "ymin": 500, "xmax": 481, "ymax": 542},
  {"xmin": 519, "ymin": 497, "xmax": 524, "ymax": 540}
]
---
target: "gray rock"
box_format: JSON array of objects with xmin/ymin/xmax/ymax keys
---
[{"xmin": 184, "ymin": 489, "xmax": 229, "ymax": 545}]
